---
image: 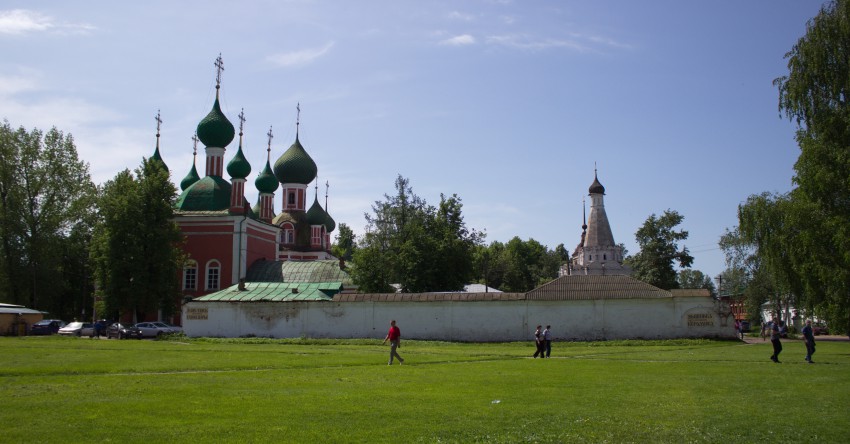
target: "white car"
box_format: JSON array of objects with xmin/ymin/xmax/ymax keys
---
[
  {"xmin": 133, "ymin": 322, "xmax": 182, "ymax": 338},
  {"xmin": 58, "ymin": 322, "xmax": 94, "ymax": 337}
]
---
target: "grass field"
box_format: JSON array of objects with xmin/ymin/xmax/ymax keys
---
[{"xmin": 1, "ymin": 336, "xmax": 848, "ymax": 443}]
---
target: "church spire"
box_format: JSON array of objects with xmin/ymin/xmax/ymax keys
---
[
  {"xmin": 214, "ymin": 53, "xmax": 224, "ymax": 96},
  {"xmin": 151, "ymin": 109, "xmax": 168, "ymax": 171}
]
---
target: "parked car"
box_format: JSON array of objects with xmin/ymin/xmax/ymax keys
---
[
  {"xmin": 106, "ymin": 322, "xmax": 143, "ymax": 339},
  {"xmin": 58, "ymin": 322, "xmax": 94, "ymax": 337},
  {"xmin": 30, "ymin": 319, "xmax": 66, "ymax": 335},
  {"xmin": 134, "ymin": 322, "xmax": 181, "ymax": 338},
  {"xmin": 813, "ymin": 323, "xmax": 829, "ymax": 336}
]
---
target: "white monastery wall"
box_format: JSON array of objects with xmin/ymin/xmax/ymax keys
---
[{"xmin": 183, "ymin": 297, "xmax": 735, "ymax": 341}]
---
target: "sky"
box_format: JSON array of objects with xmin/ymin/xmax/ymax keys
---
[{"xmin": 0, "ymin": 1, "xmax": 826, "ymax": 283}]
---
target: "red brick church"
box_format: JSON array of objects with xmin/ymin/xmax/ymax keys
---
[{"xmin": 156, "ymin": 56, "xmax": 338, "ymax": 306}]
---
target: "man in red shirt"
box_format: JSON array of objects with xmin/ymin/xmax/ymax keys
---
[{"xmin": 382, "ymin": 320, "xmax": 404, "ymax": 365}]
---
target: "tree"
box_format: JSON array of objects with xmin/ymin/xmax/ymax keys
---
[
  {"xmin": 472, "ymin": 237, "xmax": 560, "ymax": 293},
  {"xmin": 351, "ymin": 175, "xmax": 483, "ymax": 293},
  {"xmin": 677, "ymin": 269, "xmax": 716, "ymax": 296},
  {"xmin": 773, "ymin": 0, "xmax": 850, "ymax": 336},
  {"xmin": 0, "ymin": 122, "xmax": 96, "ymax": 319},
  {"xmin": 90, "ymin": 159, "xmax": 183, "ymax": 321},
  {"xmin": 625, "ymin": 210, "xmax": 693, "ymax": 290},
  {"xmin": 331, "ymin": 223, "xmax": 356, "ymax": 261}
]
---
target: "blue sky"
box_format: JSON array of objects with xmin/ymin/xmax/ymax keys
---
[{"xmin": 0, "ymin": 1, "xmax": 825, "ymax": 282}]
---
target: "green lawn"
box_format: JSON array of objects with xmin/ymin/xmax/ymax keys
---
[{"xmin": 1, "ymin": 336, "xmax": 847, "ymax": 443}]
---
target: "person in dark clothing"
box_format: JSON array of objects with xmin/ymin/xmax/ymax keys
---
[
  {"xmin": 802, "ymin": 319, "xmax": 816, "ymax": 363},
  {"xmin": 769, "ymin": 318, "xmax": 782, "ymax": 363},
  {"xmin": 533, "ymin": 325, "xmax": 544, "ymax": 358},
  {"xmin": 543, "ymin": 325, "xmax": 552, "ymax": 358}
]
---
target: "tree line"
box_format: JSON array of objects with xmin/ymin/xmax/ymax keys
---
[{"xmin": 720, "ymin": 0, "xmax": 850, "ymax": 336}]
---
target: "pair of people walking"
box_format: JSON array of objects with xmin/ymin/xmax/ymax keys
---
[{"xmin": 533, "ymin": 325, "xmax": 551, "ymax": 358}]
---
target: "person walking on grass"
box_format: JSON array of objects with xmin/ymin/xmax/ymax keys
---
[
  {"xmin": 802, "ymin": 319, "xmax": 816, "ymax": 363},
  {"xmin": 533, "ymin": 325, "xmax": 544, "ymax": 358},
  {"xmin": 769, "ymin": 317, "xmax": 782, "ymax": 363},
  {"xmin": 543, "ymin": 325, "xmax": 552, "ymax": 358},
  {"xmin": 382, "ymin": 320, "xmax": 404, "ymax": 365}
]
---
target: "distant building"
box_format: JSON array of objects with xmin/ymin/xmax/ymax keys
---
[{"xmin": 560, "ymin": 171, "xmax": 632, "ymax": 277}]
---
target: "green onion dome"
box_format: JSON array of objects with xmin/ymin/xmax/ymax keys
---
[
  {"xmin": 306, "ymin": 195, "xmax": 328, "ymax": 226},
  {"xmin": 273, "ymin": 136, "xmax": 317, "ymax": 185},
  {"xmin": 324, "ymin": 211, "xmax": 336, "ymax": 233},
  {"xmin": 196, "ymin": 97, "xmax": 235, "ymax": 148},
  {"xmin": 151, "ymin": 146, "xmax": 168, "ymax": 172},
  {"xmin": 255, "ymin": 160, "xmax": 279, "ymax": 194},
  {"xmin": 175, "ymin": 176, "xmax": 232, "ymax": 211},
  {"xmin": 226, "ymin": 144, "xmax": 251, "ymax": 179},
  {"xmin": 251, "ymin": 198, "xmax": 263, "ymax": 217},
  {"xmin": 180, "ymin": 163, "xmax": 201, "ymax": 191}
]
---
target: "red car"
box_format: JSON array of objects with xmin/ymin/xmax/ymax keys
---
[{"xmin": 813, "ymin": 324, "xmax": 829, "ymax": 336}]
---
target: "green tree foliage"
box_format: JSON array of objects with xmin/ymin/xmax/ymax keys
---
[
  {"xmin": 0, "ymin": 122, "xmax": 96, "ymax": 319},
  {"xmin": 625, "ymin": 210, "xmax": 694, "ymax": 290},
  {"xmin": 771, "ymin": 0, "xmax": 850, "ymax": 335},
  {"xmin": 90, "ymin": 159, "xmax": 183, "ymax": 321},
  {"xmin": 676, "ymin": 269, "xmax": 716, "ymax": 296},
  {"xmin": 473, "ymin": 237, "xmax": 561, "ymax": 292},
  {"xmin": 351, "ymin": 175, "xmax": 483, "ymax": 293},
  {"xmin": 331, "ymin": 223, "xmax": 356, "ymax": 261}
]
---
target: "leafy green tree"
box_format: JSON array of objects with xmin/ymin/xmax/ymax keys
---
[
  {"xmin": 625, "ymin": 210, "xmax": 694, "ymax": 290},
  {"xmin": 0, "ymin": 122, "xmax": 96, "ymax": 319},
  {"xmin": 331, "ymin": 223, "xmax": 356, "ymax": 261},
  {"xmin": 472, "ymin": 237, "xmax": 560, "ymax": 292},
  {"xmin": 677, "ymin": 269, "xmax": 716, "ymax": 296},
  {"xmin": 773, "ymin": 0, "xmax": 850, "ymax": 335},
  {"xmin": 351, "ymin": 175, "xmax": 483, "ymax": 293},
  {"xmin": 91, "ymin": 159, "xmax": 183, "ymax": 321}
]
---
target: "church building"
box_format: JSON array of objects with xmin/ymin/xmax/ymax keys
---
[
  {"xmin": 158, "ymin": 56, "xmax": 340, "ymax": 303},
  {"xmin": 561, "ymin": 170, "xmax": 632, "ymax": 276}
]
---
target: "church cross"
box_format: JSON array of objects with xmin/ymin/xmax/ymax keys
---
[
  {"xmin": 214, "ymin": 53, "xmax": 224, "ymax": 87},
  {"xmin": 266, "ymin": 126, "xmax": 274, "ymax": 159},
  {"xmin": 238, "ymin": 108, "xmax": 246, "ymax": 135},
  {"xmin": 155, "ymin": 110, "xmax": 162, "ymax": 136},
  {"xmin": 191, "ymin": 133, "xmax": 199, "ymax": 157},
  {"xmin": 296, "ymin": 102, "xmax": 301, "ymax": 136}
]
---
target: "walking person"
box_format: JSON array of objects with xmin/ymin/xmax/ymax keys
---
[
  {"xmin": 543, "ymin": 325, "xmax": 552, "ymax": 358},
  {"xmin": 382, "ymin": 320, "xmax": 404, "ymax": 365},
  {"xmin": 532, "ymin": 325, "xmax": 544, "ymax": 358},
  {"xmin": 734, "ymin": 319, "xmax": 741, "ymax": 340},
  {"xmin": 769, "ymin": 317, "xmax": 782, "ymax": 363},
  {"xmin": 802, "ymin": 319, "xmax": 816, "ymax": 363}
]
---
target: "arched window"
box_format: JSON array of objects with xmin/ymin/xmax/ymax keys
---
[
  {"xmin": 183, "ymin": 260, "xmax": 197, "ymax": 290},
  {"xmin": 282, "ymin": 223, "xmax": 295, "ymax": 244},
  {"xmin": 206, "ymin": 260, "xmax": 221, "ymax": 291},
  {"xmin": 288, "ymin": 192, "xmax": 296, "ymax": 206}
]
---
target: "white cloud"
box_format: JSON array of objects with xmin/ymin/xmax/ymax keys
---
[
  {"xmin": 485, "ymin": 32, "xmax": 632, "ymax": 53},
  {"xmin": 266, "ymin": 42, "xmax": 335, "ymax": 68},
  {"xmin": 448, "ymin": 11, "xmax": 475, "ymax": 21},
  {"xmin": 0, "ymin": 9, "xmax": 94, "ymax": 35},
  {"xmin": 0, "ymin": 71, "xmax": 40, "ymax": 95},
  {"xmin": 440, "ymin": 34, "xmax": 476, "ymax": 46}
]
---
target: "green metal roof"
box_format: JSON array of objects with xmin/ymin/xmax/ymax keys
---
[
  {"xmin": 195, "ymin": 281, "xmax": 340, "ymax": 302},
  {"xmin": 196, "ymin": 96, "xmax": 235, "ymax": 148},
  {"xmin": 180, "ymin": 163, "xmax": 200, "ymax": 191},
  {"xmin": 226, "ymin": 143, "xmax": 251, "ymax": 179},
  {"xmin": 254, "ymin": 160, "xmax": 279, "ymax": 194},
  {"xmin": 273, "ymin": 136, "xmax": 317, "ymax": 185},
  {"xmin": 175, "ymin": 175, "xmax": 232, "ymax": 211},
  {"xmin": 247, "ymin": 260, "xmax": 352, "ymax": 285}
]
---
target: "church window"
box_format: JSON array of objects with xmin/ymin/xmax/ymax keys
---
[
  {"xmin": 589, "ymin": 255, "xmax": 592, "ymax": 261},
  {"xmin": 603, "ymin": 254, "xmax": 607, "ymax": 260},
  {"xmin": 183, "ymin": 261, "xmax": 197, "ymax": 290},
  {"xmin": 282, "ymin": 223, "xmax": 294, "ymax": 244},
  {"xmin": 311, "ymin": 226, "xmax": 322, "ymax": 246},
  {"xmin": 288, "ymin": 192, "xmax": 295, "ymax": 207},
  {"xmin": 206, "ymin": 261, "xmax": 220, "ymax": 291}
]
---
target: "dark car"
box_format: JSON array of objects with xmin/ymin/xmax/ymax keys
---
[
  {"xmin": 106, "ymin": 322, "xmax": 143, "ymax": 339},
  {"xmin": 30, "ymin": 319, "xmax": 65, "ymax": 335}
]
